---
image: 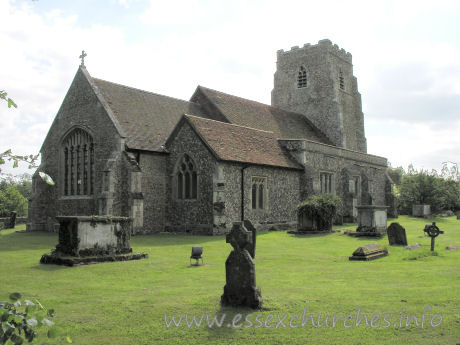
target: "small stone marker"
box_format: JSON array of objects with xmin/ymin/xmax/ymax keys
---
[
  {"xmin": 349, "ymin": 242, "xmax": 388, "ymax": 261},
  {"xmin": 423, "ymin": 222, "xmax": 444, "ymax": 252},
  {"xmin": 387, "ymin": 222, "xmax": 407, "ymax": 246},
  {"xmin": 221, "ymin": 222, "xmax": 262, "ymax": 309},
  {"xmin": 445, "ymin": 244, "xmax": 459, "ymax": 251},
  {"xmin": 405, "ymin": 243, "xmax": 421, "ymax": 250}
]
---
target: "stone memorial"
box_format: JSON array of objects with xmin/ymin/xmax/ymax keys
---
[
  {"xmin": 355, "ymin": 205, "xmax": 388, "ymax": 235},
  {"xmin": 5, "ymin": 211, "xmax": 17, "ymax": 229},
  {"xmin": 412, "ymin": 204, "xmax": 431, "ymax": 217},
  {"xmin": 349, "ymin": 243, "xmax": 388, "ymax": 261},
  {"xmin": 221, "ymin": 222, "xmax": 262, "ymax": 309},
  {"xmin": 243, "ymin": 219, "xmax": 257, "ymax": 259},
  {"xmin": 387, "ymin": 222, "xmax": 407, "ymax": 246},
  {"xmin": 40, "ymin": 216, "xmax": 148, "ymax": 266},
  {"xmin": 423, "ymin": 222, "xmax": 444, "ymax": 252}
]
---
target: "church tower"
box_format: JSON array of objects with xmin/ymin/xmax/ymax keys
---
[{"xmin": 271, "ymin": 39, "xmax": 367, "ymax": 153}]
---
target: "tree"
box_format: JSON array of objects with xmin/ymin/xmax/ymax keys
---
[
  {"xmin": 398, "ymin": 165, "xmax": 460, "ymax": 214},
  {"xmin": 0, "ymin": 185, "xmax": 28, "ymax": 217}
]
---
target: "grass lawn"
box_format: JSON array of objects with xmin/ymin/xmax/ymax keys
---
[{"xmin": 1, "ymin": 216, "xmax": 459, "ymax": 344}]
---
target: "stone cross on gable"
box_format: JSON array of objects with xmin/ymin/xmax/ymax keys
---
[{"xmin": 79, "ymin": 50, "xmax": 87, "ymax": 67}]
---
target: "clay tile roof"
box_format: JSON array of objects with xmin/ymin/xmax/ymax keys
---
[
  {"xmin": 195, "ymin": 86, "xmax": 333, "ymax": 145},
  {"xmin": 185, "ymin": 115, "xmax": 303, "ymax": 170},
  {"xmin": 93, "ymin": 78, "xmax": 210, "ymax": 152}
]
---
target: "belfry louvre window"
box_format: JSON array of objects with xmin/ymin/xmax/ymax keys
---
[
  {"xmin": 251, "ymin": 177, "xmax": 267, "ymax": 210},
  {"xmin": 297, "ymin": 66, "xmax": 307, "ymax": 88},
  {"xmin": 339, "ymin": 70, "xmax": 345, "ymax": 90},
  {"xmin": 177, "ymin": 154, "xmax": 198, "ymax": 200},
  {"xmin": 320, "ymin": 172, "xmax": 333, "ymax": 194},
  {"xmin": 62, "ymin": 128, "xmax": 94, "ymax": 196}
]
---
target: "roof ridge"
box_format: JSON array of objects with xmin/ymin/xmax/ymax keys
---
[
  {"xmin": 199, "ymin": 85, "xmax": 309, "ymax": 118},
  {"xmin": 184, "ymin": 114, "xmax": 276, "ymax": 135},
  {"xmin": 198, "ymin": 85, "xmax": 272, "ymax": 108},
  {"xmin": 94, "ymin": 77, "xmax": 203, "ymax": 107}
]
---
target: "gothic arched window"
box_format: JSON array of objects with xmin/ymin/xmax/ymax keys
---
[
  {"xmin": 297, "ymin": 66, "xmax": 307, "ymax": 88},
  {"xmin": 62, "ymin": 128, "xmax": 94, "ymax": 196},
  {"xmin": 176, "ymin": 154, "xmax": 198, "ymax": 200},
  {"xmin": 251, "ymin": 176, "xmax": 267, "ymax": 210}
]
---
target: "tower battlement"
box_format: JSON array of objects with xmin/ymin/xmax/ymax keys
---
[{"xmin": 277, "ymin": 39, "xmax": 352, "ymax": 63}]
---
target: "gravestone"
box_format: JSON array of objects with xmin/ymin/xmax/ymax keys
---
[
  {"xmin": 5, "ymin": 211, "xmax": 17, "ymax": 229},
  {"xmin": 40, "ymin": 216, "xmax": 148, "ymax": 266},
  {"xmin": 349, "ymin": 243, "xmax": 388, "ymax": 261},
  {"xmin": 387, "ymin": 222, "xmax": 407, "ymax": 246},
  {"xmin": 221, "ymin": 222, "xmax": 262, "ymax": 309},
  {"xmin": 243, "ymin": 219, "xmax": 256, "ymax": 258},
  {"xmin": 412, "ymin": 204, "xmax": 431, "ymax": 217},
  {"xmin": 355, "ymin": 205, "xmax": 388, "ymax": 236},
  {"xmin": 423, "ymin": 222, "xmax": 444, "ymax": 251}
]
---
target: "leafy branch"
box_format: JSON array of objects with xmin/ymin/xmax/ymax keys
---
[
  {"xmin": 0, "ymin": 292, "xmax": 73, "ymax": 344},
  {"xmin": 0, "ymin": 150, "xmax": 40, "ymax": 174},
  {"xmin": 0, "ymin": 90, "xmax": 17, "ymax": 109}
]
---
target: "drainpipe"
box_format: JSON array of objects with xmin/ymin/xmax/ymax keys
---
[{"xmin": 241, "ymin": 164, "xmax": 249, "ymax": 221}]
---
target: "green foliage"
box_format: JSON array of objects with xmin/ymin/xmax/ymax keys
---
[
  {"xmin": 398, "ymin": 167, "xmax": 460, "ymax": 214},
  {"xmin": 0, "ymin": 185, "xmax": 28, "ymax": 217},
  {"xmin": 0, "ymin": 90, "xmax": 17, "ymax": 109},
  {"xmin": 386, "ymin": 167, "xmax": 404, "ymax": 185},
  {"xmin": 297, "ymin": 193, "xmax": 343, "ymax": 227},
  {"xmin": 0, "ymin": 150, "xmax": 39, "ymax": 175},
  {"xmin": 0, "ymin": 292, "xmax": 56, "ymax": 344}
]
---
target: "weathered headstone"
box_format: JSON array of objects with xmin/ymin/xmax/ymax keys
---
[
  {"xmin": 5, "ymin": 211, "xmax": 17, "ymax": 229},
  {"xmin": 349, "ymin": 243, "xmax": 388, "ymax": 261},
  {"xmin": 412, "ymin": 204, "xmax": 431, "ymax": 217},
  {"xmin": 221, "ymin": 222, "xmax": 262, "ymax": 309},
  {"xmin": 355, "ymin": 205, "xmax": 388, "ymax": 236},
  {"xmin": 243, "ymin": 219, "xmax": 256, "ymax": 258},
  {"xmin": 387, "ymin": 222, "xmax": 407, "ymax": 246}
]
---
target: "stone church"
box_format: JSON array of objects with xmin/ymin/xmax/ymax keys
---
[{"xmin": 28, "ymin": 39, "xmax": 394, "ymax": 235}]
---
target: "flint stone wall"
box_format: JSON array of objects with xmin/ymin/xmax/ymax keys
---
[
  {"xmin": 27, "ymin": 68, "xmax": 125, "ymax": 232},
  {"xmin": 279, "ymin": 139, "xmax": 388, "ymax": 218}
]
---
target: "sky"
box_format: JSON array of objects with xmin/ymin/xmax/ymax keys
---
[{"xmin": 1, "ymin": 0, "xmax": 459, "ymax": 177}]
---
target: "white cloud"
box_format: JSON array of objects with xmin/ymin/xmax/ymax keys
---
[{"xmin": 1, "ymin": 0, "xmax": 459, "ymax": 176}]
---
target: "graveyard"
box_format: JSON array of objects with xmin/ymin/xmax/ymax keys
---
[{"xmin": 0, "ymin": 215, "xmax": 459, "ymax": 345}]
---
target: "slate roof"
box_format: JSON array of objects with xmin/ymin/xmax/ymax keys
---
[
  {"xmin": 93, "ymin": 78, "xmax": 210, "ymax": 151},
  {"xmin": 192, "ymin": 86, "xmax": 333, "ymax": 145},
  {"xmin": 182, "ymin": 115, "xmax": 303, "ymax": 170}
]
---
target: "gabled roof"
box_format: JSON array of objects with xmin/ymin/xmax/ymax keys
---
[
  {"xmin": 92, "ymin": 78, "xmax": 210, "ymax": 151},
  {"xmin": 167, "ymin": 115, "xmax": 303, "ymax": 170},
  {"xmin": 191, "ymin": 86, "xmax": 333, "ymax": 145}
]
